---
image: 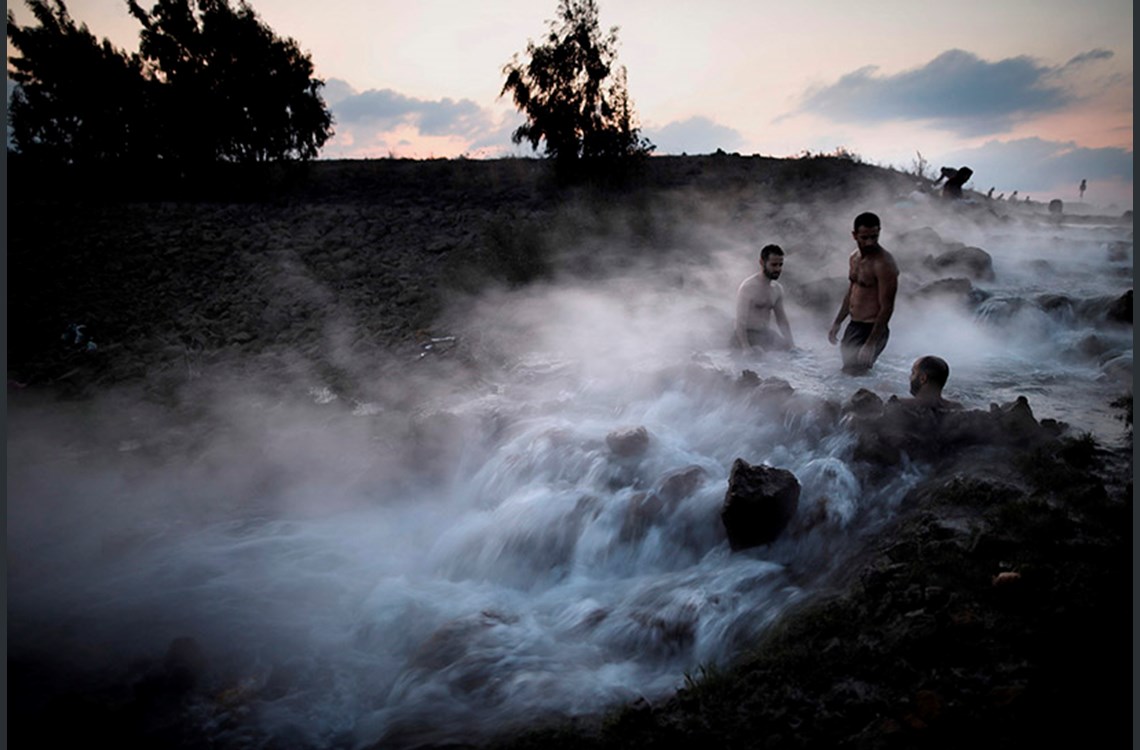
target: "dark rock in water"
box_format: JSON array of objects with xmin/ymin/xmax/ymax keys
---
[
  {"xmin": 1106, "ymin": 289, "xmax": 1132, "ymax": 324},
  {"xmin": 844, "ymin": 388, "xmax": 884, "ymax": 418},
  {"xmin": 655, "ymin": 465, "xmax": 708, "ymax": 508},
  {"xmin": 849, "ymin": 395, "xmax": 1058, "ymax": 473},
  {"xmin": 161, "ymin": 636, "xmax": 207, "ymax": 694},
  {"xmin": 1107, "ymin": 241, "xmax": 1131, "ymax": 261},
  {"xmin": 1098, "ymin": 353, "xmax": 1132, "ymax": 383},
  {"xmin": 621, "ymin": 491, "xmax": 663, "ymax": 543},
  {"xmin": 721, "ymin": 458, "xmax": 800, "ymax": 549},
  {"xmin": 737, "ymin": 370, "xmax": 795, "ymax": 399},
  {"xmin": 1048, "ymin": 199, "xmax": 1063, "ymax": 214},
  {"xmin": 912, "ymin": 277, "xmax": 989, "ymax": 306},
  {"xmin": 621, "ymin": 465, "xmax": 708, "ymax": 542},
  {"xmin": 925, "ymin": 246, "xmax": 995, "ymax": 281},
  {"xmin": 1075, "ymin": 333, "xmax": 1114, "ymax": 359},
  {"xmin": 607, "ymin": 425, "xmax": 650, "ymax": 457},
  {"xmin": 1035, "ymin": 293, "xmax": 1074, "ymax": 315},
  {"xmin": 988, "ymin": 396, "xmax": 1039, "ymax": 441},
  {"xmin": 975, "ymin": 296, "xmax": 1028, "ymax": 325}
]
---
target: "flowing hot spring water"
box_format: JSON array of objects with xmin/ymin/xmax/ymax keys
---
[{"xmin": 7, "ymin": 211, "xmax": 1131, "ymax": 748}]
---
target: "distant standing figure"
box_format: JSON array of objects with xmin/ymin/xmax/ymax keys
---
[
  {"xmin": 828, "ymin": 212, "xmax": 899, "ymax": 374},
  {"xmin": 941, "ymin": 166, "xmax": 973, "ymax": 199},
  {"xmin": 734, "ymin": 244, "xmax": 794, "ymax": 351},
  {"xmin": 986, "ymin": 187, "xmax": 995, "ymax": 199},
  {"xmin": 898, "ymin": 355, "xmax": 963, "ymax": 410},
  {"xmin": 1080, "ymin": 179, "xmax": 1087, "ymax": 201},
  {"xmin": 1008, "ymin": 190, "xmax": 1019, "ymax": 202}
]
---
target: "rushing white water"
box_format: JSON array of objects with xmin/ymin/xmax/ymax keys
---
[{"xmin": 7, "ymin": 207, "xmax": 1131, "ymax": 749}]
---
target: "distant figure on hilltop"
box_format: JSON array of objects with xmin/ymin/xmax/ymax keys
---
[
  {"xmin": 896, "ymin": 355, "xmax": 963, "ymax": 410},
  {"xmin": 733, "ymin": 244, "xmax": 795, "ymax": 351},
  {"xmin": 828, "ymin": 212, "xmax": 899, "ymax": 375},
  {"xmin": 1080, "ymin": 179, "xmax": 1087, "ymax": 201},
  {"xmin": 938, "ymin": 166, "xmax": 973, "ymax": 200},
  {"xmin": 1008, "ymin": 190, "xmax": 1019, "ymax": 202}
]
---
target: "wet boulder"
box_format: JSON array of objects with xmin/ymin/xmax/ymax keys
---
[
  {"xmin": 655, "ymin": 465, "xmax": 708, "ymax": 508},
  {"xmin": 925, "ymin": 246, "xmax": 995, "ymax": 281},
  {"xmin": 1106, "ymin": 289, "xmax": 1132, "ymax": 324},
  {"xmin": 607, "ymin": 426, "xmax": 650, "ymax": 458},
  {"xmin": 721, "ymin": 459, "xmax": 801, "ymax": 550},
  {"xmin": 843, "ymin": 387, "xmax": 884, "ymax": 418},
  {"xmin": 912, "ymin": 278, "xmax": 989, "ymax": 307},
  {"xmin": 620, "ymin": 465, "xmax": 708, "ymax": 542},
  {"xmin": 847, "ymin": 395, "xmax": 1061, "ymax": 473},
  {"xmin": 1048, "ymin": 199, "xmax": 1063, "ymax": 214},
  {"xmin": 1106, "ymin": 241, "xmax": 1131, "ymax": 262}
]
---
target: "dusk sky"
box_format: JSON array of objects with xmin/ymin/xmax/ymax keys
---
[{"xmin": 8, "ymin": 0, "xmax": 1134, "ymax": 209}]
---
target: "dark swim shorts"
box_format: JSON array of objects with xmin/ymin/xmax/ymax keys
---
[{"xmin": 840, "ymin": 321, "xmax": 888, "ymax": 373}]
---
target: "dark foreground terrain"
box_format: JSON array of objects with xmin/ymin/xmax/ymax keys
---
[{"xmin": 7, "ymin": 155, "xmax": 1133, "ymax": 749}]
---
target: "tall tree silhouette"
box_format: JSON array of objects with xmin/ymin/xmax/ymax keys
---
[
  {"xmin": 7, "ymin": 0, "xmax": 152, "ymax": 164},
  {"xmin": 127, "ymin": 0, "xmax": 333, "ymax": 163},
  {"xmin": 501, "ymin": 0, "xmax": 652, "ymax": 178},
  {"xmin": 7, "ymin": 0, "xmax": 333, "ymax": 166}
]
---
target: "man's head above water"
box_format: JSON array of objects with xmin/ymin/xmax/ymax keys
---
[
  {"xmin": 910, "ymin": 355, "xmax": 950, "ymax": 396},
  {"xmin": 759, "ymin": 244, "xmax": 785, "ymax": 280}
]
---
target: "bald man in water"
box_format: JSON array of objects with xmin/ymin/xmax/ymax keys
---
[
  {"xmin": 828, "ymin": 212, "xmax": 899, "ymax": 374},
  {"xmin": 898, "ymin": 355, "xmax": 963, "ymax": 410}
]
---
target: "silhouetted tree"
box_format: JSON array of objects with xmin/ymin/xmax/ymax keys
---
[
  {"xmin": 7, "ymin": 0, "xmax": 332, "ymax": 167},
  {"xmin": 501, "ymin": 0, "xmax": 653, "ymax": 178},
  {"xmin": 7, "ymin": 0, "xmax": 153, "ymax": 164},
  {"xmin": 127, "ymin": 0, "xmax": 333, "ymax": 163}
]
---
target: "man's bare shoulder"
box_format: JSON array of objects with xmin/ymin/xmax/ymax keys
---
[
  {"xmin": 738, "ymin": 272, "xmax": 763, "ymax": 291},
  {"xmin": 876, "ymin": 248, "xmax": 900, "ymax": 275}
]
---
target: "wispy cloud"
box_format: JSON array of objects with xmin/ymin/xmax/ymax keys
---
[
  {"xmin": 797, "ymin": 48, "xmax": 1117, "ymax": 136},
  {"xmin": 329, "ymin": 80, "xmax": 493, "ymax": 138},
  {"xmin": 322, "ymin": 78, "xmax": 515, "ymax": 157},
  {"xmin": 643, "ymin": 116, "xmax": 745, "ymax": 155},
  {"xmin": 1063, "ymin": 48, "xmax": 1114, "ymax": 68}
]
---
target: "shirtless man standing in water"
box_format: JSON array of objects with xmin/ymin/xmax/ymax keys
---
[
  {"xmin": 734, "ymin": 244, "xmax": 795, "ymax": 351},
  {"xmin": 828, "ymin": 212, "xmax": 899, "ymax": 374}
]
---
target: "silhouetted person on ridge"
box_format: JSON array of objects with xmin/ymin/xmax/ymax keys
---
[
  {"xmin": 828, "ymin": 212, "xmax": 899, "ymax": 375},
  {"xmin": 1080, "ymin": 179, "xmax": 1087, "ymax": 201},
  {"xmin": 940, "ymin": 166, "xmax": 973, "ymax": 199}
]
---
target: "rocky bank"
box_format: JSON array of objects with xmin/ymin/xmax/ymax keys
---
[{"xmin": 7, "ymin": 155, "xmax": 1133, "ymax": 749}]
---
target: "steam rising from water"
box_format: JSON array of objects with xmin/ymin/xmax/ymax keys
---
[{"xmin": 8, "ymin": 195, "xmax": 1131, "ymax": 748}]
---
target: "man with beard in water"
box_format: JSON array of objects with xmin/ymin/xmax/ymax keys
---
[
  {"xmin": 734, "ymin": 244, "xmax": 795, "ymax": 351},
  {"xmin": 897, "ymin": 355, "xmax": 963, "ymax": 410},
  {"xmin": 828, "ymin": 212, "xmax": 899, "ymax": 374}
]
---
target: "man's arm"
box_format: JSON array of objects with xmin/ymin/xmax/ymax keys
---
[
  {"xmin": 828, "ymin": 285, "xmax": 851, "ymax": 345},
  {"xmin": 773, "ymin": 290, "xmax": 794, "ymax": 348},
  {"xmin": 734, "ymin": 279, "xmax": 756, "ymax": 349}
]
